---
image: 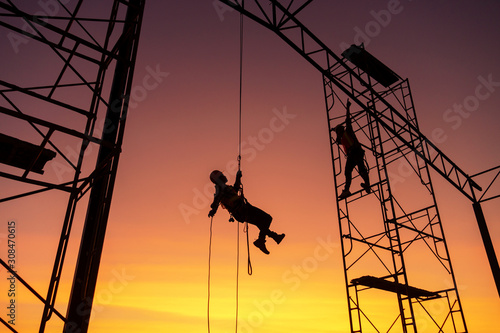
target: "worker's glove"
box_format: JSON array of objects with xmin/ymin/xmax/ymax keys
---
[
  {"xmin": 236, "ymin": 170, "xmax": 242, "ymax": 178},
  {"xmin": 208, "ymin": 209, "xmax": 216, "ymax": 218}
]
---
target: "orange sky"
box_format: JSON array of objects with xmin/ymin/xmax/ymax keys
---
[{"xmin": 1, "ymin": 1, "xmax": 500, "ymax": 332}]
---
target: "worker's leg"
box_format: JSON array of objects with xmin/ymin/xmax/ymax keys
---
[
  {"xmin": 245, "ymin": 205, "xmax": 271, "ymax": 236},
  {"xmin": 343, "ymin": 153, "xmax": 356, "ymax": 191},
  {"xmin": 357, "ymin": 150, "xmax": 370, "ymax": 185},
  {"xmin": 245, "ymin": 204, "xmax": 284, "ymax": 253},
  {"xmin": 338, "ymin": 154, "xmax": 356, "ymax": 199},
  {"xmin": 354, "ymin": 149, "xmax": 370, "ymax": 193}
]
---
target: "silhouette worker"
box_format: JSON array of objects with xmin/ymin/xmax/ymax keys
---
[
  {"xmin": 208, "ymin": 170, "xmax": 285, "ymax": 254},
  {"xmin": 334, "ymin": 100, "xmax": 371, "ymax": 199}
]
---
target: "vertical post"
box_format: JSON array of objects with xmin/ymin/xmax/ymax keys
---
[
  {"xmin": 63, "ymin": 1, "xmax": 143, "ymax": 332},
  {"xmin": 472, "ymin": 201, "xmax": 500, "ymax": 297}
]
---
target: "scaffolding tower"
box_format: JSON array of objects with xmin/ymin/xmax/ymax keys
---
[
  {"xmin": 326, "ymin": 44, "xmax": 467, "ymax": 332},
  {"xmin": 220, "ymin": 1, "xmax": 500, "ymax": 332},
  {"xmin": 0, "ymin": 1, "xmax": 145, "ymax": 332}
]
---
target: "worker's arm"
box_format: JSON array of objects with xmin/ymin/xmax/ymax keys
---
[
  {"xmin": 345, "ymin": 99, "xmax": 351, "ymax": 123},
  {"xmin": 208, "ymin": 186, "xmax": 222, "ymax": 217},
  {"xmin": 345, "ymin": 99, "xmax": 353, "ymax": 131},
  {"xmin": 233, "ymin": 170, "xmax": 242, "ymax": 190}
]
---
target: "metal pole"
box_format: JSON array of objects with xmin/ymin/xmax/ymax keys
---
[
  {"xmin": 472, "ymin": 201, "xmax": 500, "ymax": 297},
  {"xmin": 63, "ymin": 1, "xmax": 143, "ymax": 332}
]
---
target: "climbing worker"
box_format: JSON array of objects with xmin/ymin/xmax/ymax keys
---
[
  {"xmin": 208, "ymin": 170, "xmax": 285, "ymax": 254},
  {"xmin": 334, "ymin": 99, "xmax": 371, "ymax": 199}
]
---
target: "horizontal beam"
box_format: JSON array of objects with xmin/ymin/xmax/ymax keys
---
[
  {"xmin": 351, "ymin": 275, "xmax": 440, "ymax": 299},
  {"xmin": 0, "ymin": 105, "xmax": 102, "ymax": 145}
]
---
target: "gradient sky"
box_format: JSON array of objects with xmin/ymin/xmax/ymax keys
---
[{"xmin": 1, "ymin": 0, "xmax": 500, "ymax": 332}]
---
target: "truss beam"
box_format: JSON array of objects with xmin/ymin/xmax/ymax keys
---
[
  {"xmin": 218, "ymin": 0, "xmax": 481, "ymax": 202},
  {"xmin": 216, "ymin": 1, "xmax": 478, "ymax": 331}
]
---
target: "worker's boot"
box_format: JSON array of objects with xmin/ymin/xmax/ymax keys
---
[
  {"xmin": 269, "ymin": 231, "xmax": 285, "ymax": 244},
  {"xmin": 339, "ymin": 189, "xmax": 351, "ymax": 199},
  {"xmin": 361, "ymin": 182, "xmax": 371, "ymax": 194},
  {"xmin": 253, "ymin": 238, "xmax": 269, "ymax": 255}
]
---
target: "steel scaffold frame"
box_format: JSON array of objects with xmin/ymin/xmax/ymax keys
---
[
  {"xmin": 0, "ymin": 1, "xmax": 145, "ymax": 332},
  {"xmin": 218, "ymin": 0, "xmax": 499, "ymax": 331}
]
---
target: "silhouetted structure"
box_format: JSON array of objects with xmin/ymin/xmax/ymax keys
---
[
  {"xmin": 0, "ymin": 1, "xmax": 145, "ymax": 332},
  {"xmin": 0, "ymin": 133, "xmax": 56, "ymax": 174},
  {"xmin": 1, "ymin": 1, "xmax": 498, "ymax": 332},
  {"xmin": 218, "ymin": 1, "xmax": 500, "ymax": 332}
]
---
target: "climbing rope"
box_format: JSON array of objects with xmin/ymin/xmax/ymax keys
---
[
  {"xmin": 207, "ymin": 216, "xmax": 213, "ymax": 333},
  {"xmin": 236, "ymin": 9, "xmax": 252, "ymax": 277},
  {"xmin": 235, "ymin": 215, "xmax": 240, "ymax": 332},
  {"xmin": 207, "ymin": 12, "xmax": 252, "ymax": 333},
  {"xmin": 244, "ymin": 222, "xmax": 253, "ymax": 275},
  {"xmin": 234, "ymin": 12, "xmax": 247, "ymax": 333},
  {"xmin": 237, "ymin": 11, "xmax": 244, "ymax": 169}
]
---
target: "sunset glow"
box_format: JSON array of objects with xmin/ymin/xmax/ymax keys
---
[{"xmin": 1, "ymin": 1, "xmax": 499, "ymax": 332}]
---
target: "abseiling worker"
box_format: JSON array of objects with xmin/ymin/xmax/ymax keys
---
[{"xmin": 208, "ymin": 170, "xmax": 285, "ymax": 254}]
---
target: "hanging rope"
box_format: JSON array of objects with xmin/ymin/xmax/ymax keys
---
[
  {"xmin": 236, "ymin": 8, "xmax": 252, "ymax": 276},
  {"xmin": 237, "ymin": 11, "xmax": 244, "ymax": 170},
  {"xmin": 237, "ymin": 10, "xmax": 253, "ymax": 277},
  {"xmin": 244, "ymin": 223, "xmax": 253, "ymax": 275},
  {"xmin": 234, "ymin": 12, "xmax": 245, "ymax": 333},
  {"xmin": 207, "ymin": 216, "xmax": 213, "ymax": 333},
  {"xmin": 207, "ymin": 12, "xmax": 252, "ymax": 333},
  {"xmin": 235, "ymin": 215, "xmax": 240, "ymax": 332}
]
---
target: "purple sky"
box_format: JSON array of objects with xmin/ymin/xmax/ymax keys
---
[{"xmin": 1, "ymin": 1, "xmax": 499, "ymax": 332}]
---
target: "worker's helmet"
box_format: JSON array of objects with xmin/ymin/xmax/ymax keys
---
[
  {"xmin": 210, "ymin": 170, "xmax": 226, "ymax": 184},
  {"xmin": 334, "ymin": 124, "xmax": 344, "ymax": 134}
]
